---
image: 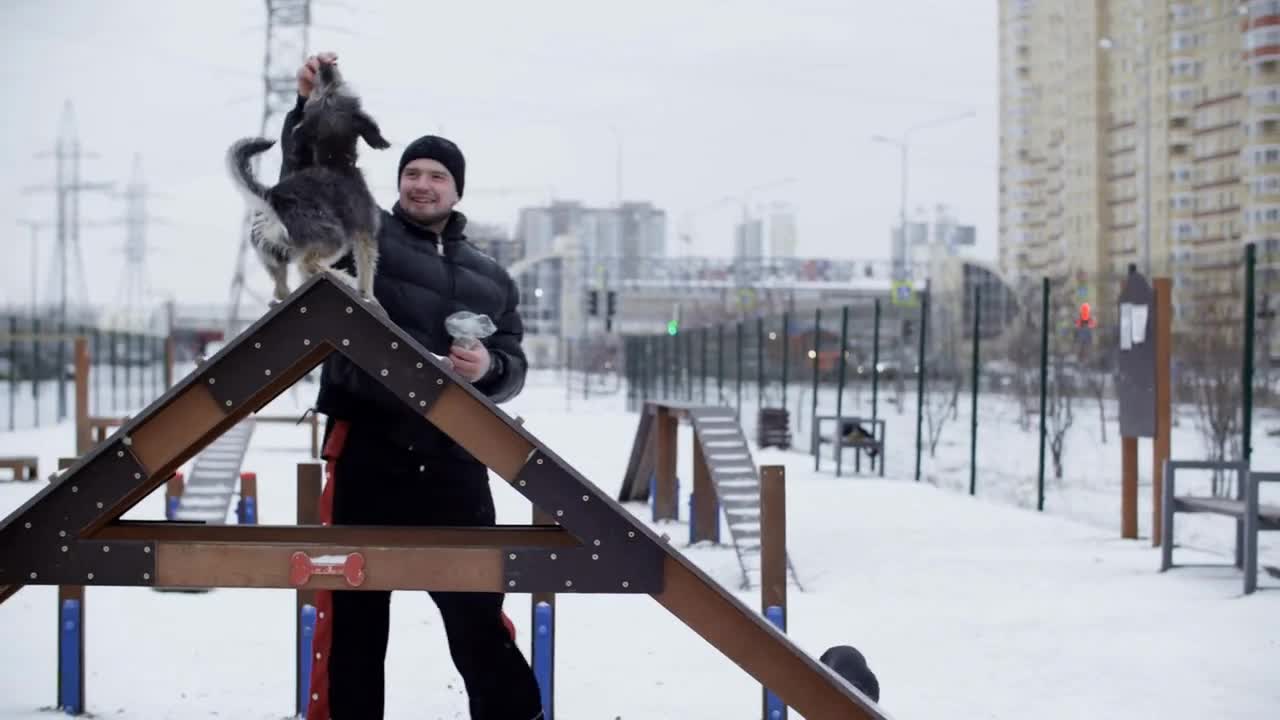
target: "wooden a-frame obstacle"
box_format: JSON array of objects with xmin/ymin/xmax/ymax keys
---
[{"xmin": 0, "ymin": 274, "xmax": 887, "ymax": 719}]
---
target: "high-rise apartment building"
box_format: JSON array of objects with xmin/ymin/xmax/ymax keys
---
[{"xmin": 999, "ymin": 0, "xmax": 1278, "ymax": 334}]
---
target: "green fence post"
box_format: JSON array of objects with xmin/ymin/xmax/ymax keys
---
[
  {"xmin": 32, "ymin": 318, "xmax": 40, "ymax": 427},
  {"xmin": 835, "ymin": 306, "xmax": 849, "ymax": 478},
  {"xmin": 914, "ymin": 284, "xmax": 929, "ymax": 483},
  {"xmin": 735, "ymin": 321, "xmax": 744, "ymax": 417},
  {"xmin": 969, "ymin": 287, "xmax": 981, "ymax": 497},
  {"xmin": 1242, "ymin": 242, "xmax": 1256, "ymax": 463},
  {"xmin": 781, "ymin": 312, "xmax": 790, "ymax": 412},
  {"xmin": 1037, "ymin": 277, "xmax": 1050, "ymax": 512},
  {"xmin": 756, "ymin": 316, "xmax": 765, "ymax": 415},
  {"xmin": 7, "ymin": 316, "xmax": 15, "ymax": 431},
  {"xmin": 871, "ymin": 299, "xmax": 881, "ymax": 426},
  {"xmin": 812, "ymin": 308, "xmax": 821, "ymax": 472},
  {"xmin": 717, "ymin": 324, "xmax": 725, "ymax": 404},
  {"xmin": 701, "ymin": 327, "xmax": 708, "ymax": 403}
]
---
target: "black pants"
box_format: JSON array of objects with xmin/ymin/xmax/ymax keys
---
[{"xmin": 326, "ymin": 424, "xmax": 543, "ymax": 719}]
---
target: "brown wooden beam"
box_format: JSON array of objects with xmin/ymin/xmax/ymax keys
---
[
  {"xmin": 1153, "ymin": 277, "xmax": 1172, "ymax": 547},
  {"xmin": 0, "ymin": 583, "xmax": 20, "ymax": 605},
  {"xmin": 1122, "ymin": 436, "xmax": 1138, "ymax": 539},
  {"xmin": 653, "ymin": 554, "xmax": 884, "ymax": 719},
  {"xmin": 154, "ymin": 542, "xmax": 508, "ymax": 591},
  {"xmin": 94, "ymin": 522, "xmax": 581, "ymax": 548},
  {"xmin": 654, "ymin": 407, "xmax": 679, "ymax": 520},
  {"xmin": 691, "ymin": 435, "xmax": 717, "ymax": 542}
]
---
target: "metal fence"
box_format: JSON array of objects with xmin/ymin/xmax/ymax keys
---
[
  {"xmin": 0, "ymin": 315, "xmax": 168, "ymax": 431},
  {"xmin": 622, "ymin": 242, "xmax": 1278, "ymax": 536}
]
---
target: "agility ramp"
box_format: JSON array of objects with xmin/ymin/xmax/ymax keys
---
[
  {"xmin": 621, "ymin": 401, "xmax": 802, "ymax": 591},
  {"xmin": 0, "ymin": 274, "xmax": 885, "ymax": 719},
  {"xmin": 171, "ymin": 419, "xmax": 255, "ymax": 524}
]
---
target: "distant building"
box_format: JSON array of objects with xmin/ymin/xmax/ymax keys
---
[
  {"xmin": 768, "ymin": 202, "xmax": 798, "ymax": 258},
  {"xmin": 467, "ymin": 222, "xmax": 524, "ymax": 269},
  {"xmin": 734, "ymin": 218, "xmax": 764, "ymax": 260}
]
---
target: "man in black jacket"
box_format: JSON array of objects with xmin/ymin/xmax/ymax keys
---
[{"xmin": 285, "ymin": 53, "xmax": 543, "ymax": 720}]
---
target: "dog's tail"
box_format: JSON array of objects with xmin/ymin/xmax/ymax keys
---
[{"xmin": 226, "ymin": 137, "xmax": 277, "ymax": 207}]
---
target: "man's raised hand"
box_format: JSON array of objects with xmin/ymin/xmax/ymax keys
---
[{"xmin": 296, "ymin": 51, "xmax": 339, "ymax": 98}]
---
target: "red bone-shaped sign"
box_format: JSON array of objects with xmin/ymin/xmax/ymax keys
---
[{"xmin": 289, "ymin": 551, "xmax": 366, "ymax": 587}]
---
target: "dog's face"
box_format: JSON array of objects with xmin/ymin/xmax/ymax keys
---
[{"xmin": 295, "ymin": 60, "xmax": 391, "ymax": 158}]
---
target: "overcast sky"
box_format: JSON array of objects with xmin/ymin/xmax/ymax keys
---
[{"xmin": 0, "ymin": 0, "xmax": 998, "ymax": 309}]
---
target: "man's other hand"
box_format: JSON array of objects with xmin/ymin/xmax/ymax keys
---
[
  {"xmin": 449, "ymin": 343, "xmax": 491, "ymax": 382},
  {"xmin": 297, "ymin": 51, "xmax": 339, "ymax": 98}
]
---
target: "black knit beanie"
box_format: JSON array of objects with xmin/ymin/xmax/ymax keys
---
[
  {"xmin": 819, "ymin": 645, "xmax": 880, "ymax": 702},
  {"xmin": 397, "ymin": 135, "xmax": 466, "ymax": 197}
]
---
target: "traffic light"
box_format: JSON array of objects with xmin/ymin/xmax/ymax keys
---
[
  {"xmin": 667, "ymin": 319, "xmax": 679, "ymax": 336},
  {"xmin": 1075, "ymin": 302, "xmax": 1097, "ymax": 329},
  {"xmin": 587, "ymin": 290, "xmax": 599, "ymax": 316},
  {"xmin": 606, "ymin": 290, "xmax": 617, "ymax": 317}
]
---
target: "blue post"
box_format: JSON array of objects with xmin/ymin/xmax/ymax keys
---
[
  {"xmin": 59, "ymin": 599, "xmax": 82, "ymax": 715},
  {"xmin": 711, "ymin": 493, "xmax": 720, "ymax": 544},
  {"xmin": 689, "ymin": 494, "xmax": 696, "ymax": 544},
  {"xmin": 240, "ymin": 497, "xmax": 257, "ymax": 525},
  {"xmin": 649, "ymin": 473, "xmax": 656, "ymax": 522},
  {"xmin": 533, "ymin": 601, "xmax": 554, "ymax": 719},
  {"xmin": 299, "ymin": 604, "xmax": 317, "ymax": 716},
  {"xmin": 764, "ymin": 605, "xmax": 786, "ymax": 719},
  {"xmin": 165, "ymin": 495, "xmax": 179, "ymax": 521}
]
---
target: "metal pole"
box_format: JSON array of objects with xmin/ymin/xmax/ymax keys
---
[
  {"xmin": 735, "ymin": 321, "xmax": 743, "ymax": 417},
  {"xmin": 717, "ymin": 324, "xmax": 724, "ymax": 404},
  {"xmin": 914, "ymin": 283, "xmax": 929, "ymax": 482},
  {"xmin": 812, "ymin": 308, "xmax": 821, "ymax": 472},
  {"xmin": 1037, "ymin": 277, "xmax": 1050, "ymax": 512},
  {"xmin": 781, "ymin": 312, "xmax": 790, "ymax": 411},
  {"xmin": 1242, "ymin": 243, "xmax": 1256, "ymax": 463},
  {"xmin": 7, "ymin": 316, "xmax": 15, "ymax": 431},
  {"xmin": 835, "ymin": 306, "xmax": 849, "ymax": 478},
  {"xmin": 871, "ymin": 299, "xmax": 881, "ymax": 424},
  {"xmin": 969, "ymin": 287, "xmax": 980, "ymax": 496},
  {"xmin": 701, "ymin": 326, "xmax": 708, "ymax": 403},
  {"xmin": 756, "ymin": 316, "xmax": 765, "ymax": 414},
  {"xmin": 1141, "ymin": 18, "xmax": 1152, "ymax": 276}
]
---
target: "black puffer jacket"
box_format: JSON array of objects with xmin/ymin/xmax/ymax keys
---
[{"xmin": 278, "ymin": 96, "xmax": 528, "ymax": 459}]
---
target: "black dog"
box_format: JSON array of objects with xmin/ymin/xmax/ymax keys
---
[
  {"xmin": 227, "ymin": 58, "xmax": 390, "ymax": 306},
  {"xmin": 820, "ymin": 645, "xmax": 880, "ymax": 703}
]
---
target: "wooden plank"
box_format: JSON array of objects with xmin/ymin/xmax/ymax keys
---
[
  {"xmin": 653, "ymin": 554, "xmax": 884, "ymax": 719},
  {"xmin": 129, "ymin": 383, "xmax": 227, "ymax": 478},
  {"xmin": 1122, "ymin": 437, "xmax": 1138, "ymax": 539},
  {"xmin": 760, "ymin": 464, "xmax": 788, "ymax": 720},
  {"xmin": 1153, "ymin": 277, "xmax": 1172, "ymax": 547},
  {"xmin": 94, "ymin": 522, "xmax": 580, "ymax": 548},
  {"xmin": 75, "ymin": 338, "xmax": 91, "ymax": 455},
  {"xmin": 56, "ymin": 456, "xmax": 84, "ymax": 713},
  {"xmin": 691, "ymin": 434, "xmax": 717, "ymax": 543},
  {"xmin": 654, "ymin": 407, "xmax": 679, "ymax": 521},
  {"xmin": 425, "ymin": 383, "xmax": 534, "ymax": 482},
  {"xmin": 154, "ymin": 543, "xmax": 506, "ymax": 591}
]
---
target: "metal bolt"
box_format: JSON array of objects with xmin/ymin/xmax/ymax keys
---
[
  {"xmin": 59, "ymin": 530, "xmax": 66, "ymax": 537},
  {"xmin": 102, "ymin": 545, "xmax": 110, "ymax": 553},
  {"xmin": 409, "ymin": 391, "xmax": 416, "ymax": 398},
  {"xmin": 300, "ymin": 306, "xmax": 307, "ymax": 314},
  {"xmin": 143, "ymin": 573, "xmax": 151, "ymax": 580},
  {"xmin": 29, "ymin": 572, "xmax": 37, "ymax": 580},
  {"xmin": 96, "ymin": 502, "xmax": 104, "ymax": 509},
  {"xmin": 319, "ymin": 612, "xmax": 325, "ymax": 620},
  {"xmin": 591, "ymin": 553, "xmax": 599, "ymax": 561},
  {"xmin": 556, "ymin": 510, "xmax": 564, "ymax": 517},
  {"xmin": 209, "ymin": 378, "xmax": 216, "ymax": 385},
  {"xmin": 70, "ymin": 487, "xmax": 77, "ymax": 493},
  {"xmin": 304, "ymin": 339, "xmax": 311, "ymax": 346},
  {"xmin": 419, "ymin": 400, "xmax": 426, "ymax": 407},
  {"xmin": 550, "ymin": 553, "xmax": 558, "ymax": 560},
  {"xmin": 508, "ymin": 580, "xmax": 516, "ymax": 587},
  {"xmin": 123, "ymin": 436, "xmax": 132, "ymax": 446},
  {"xmin": 582, "ymin": 495, "xmax": 589, "ymax": 502},
  {"xmin": 345, "ymin": 306, "xmax": 353, "ymax": 314},
  {"xmin": 134, "ymin": 473, "xmax": 141, "ymax": 479},
  {"xmin": 24, "ymin": 522, "xmax": 31, "ymax": 529},
  {"xmin": 380, "ymin": 369, "xmax": 388, "ymax": 377},
  {"xmin": 417, "ymin": 362, "xmax": 424, "ymax": 369},
  {"xmin": 628, "ymin": 531, "xmax": 636, "ymax": 538},
  {"xmin": 143, "ymin": 547, "xmax": 151, "ymax": 554},
  {"xmin": 315, "ymin": 652, "xmax": 322, "ymax": 660},
  {"xmin": 593, "ymin": 539, "xmax": 601, "ymax": 546},
  {"xmin": 391, "ymin": 342, "xmax": 399, "ymax": 349},
  {"xmin": 509, "ymin": 553, "xmax": 517, "ymax": 560},
  {"xmin": 565, "ymin": 580, "xmax": 573, "ymax": 588},
  {"xmin": 254, "ymin": 342, "xmax": 261, "ymax": 349},
  {"xmin": 436, "ymin": 378, "xmax": 443, "ymax": 385},
  {"xmin": 61, "ymin": 546, "xmax": 68, "ymax": 553},
  {"xmin": 518, "ymin": 480, "xmax": 526, "ymax": 487},
  {"xmin": 117, "ymin": 451, "xmax": 124, "ymax": 458},
  {"xmin": 264, "ymin": 369, "xmax": 272, "ymax": 377},
  {"xmin": 342, "ymin": 339, "xmax": 349, "ymax": 346},
  {"xmin": 312, "ymin": 693, "xmax": 319, "ymax": 701},
  {"xmin": 536, "ymin": 458, "xmax": 544, "ymax": 465},
  {"xmin": 419, "ymin": 465, "xmax": 425, "ymax": 472},
  {"xmin": 87, "ymin": 573, "xmax": 94, "ymax": 580},
  {"xmin": 622, "ymin": 581, "xmax": 630, "ymax": 589},
  {"xmin": 225, "ymin": 400, "xmax": 232, "ymax": 407}
]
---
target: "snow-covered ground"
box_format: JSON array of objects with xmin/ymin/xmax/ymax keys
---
[{"xmin": 1, "ymin": 370, "xmax": 1278, "ymax": 719}]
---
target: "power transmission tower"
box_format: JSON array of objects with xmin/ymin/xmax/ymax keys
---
[
  {"xmin": 227, "ymin": 0, "xmax": 313, "ymax": 333},
  {"xmin": 88, "ymin": 154, "xmax": 169, "ymax": 330},
  {"xmin": 23, "ymin": 100, "xmax": 114, "ymax": 327}
]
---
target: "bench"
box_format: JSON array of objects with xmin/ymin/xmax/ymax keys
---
[
  {"xmin": 0, "ymin": 456, "xmax": 39, "ymax": 482},
  {"xmin": 812, "ymin": 415, "xmax": 886, "ymax": 477},
  {"xmin": 1161, "ymin": 459, "xmax": 1280, "ymax": 594}
]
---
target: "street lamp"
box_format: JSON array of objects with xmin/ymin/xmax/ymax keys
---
[{"xmin": 872, "ymin": 109, "xmax": 976, "ymax": 280}]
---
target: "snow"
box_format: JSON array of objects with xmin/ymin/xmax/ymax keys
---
[{"xmin": 1, "ymin": 370, "xmax": 1279, "ymax": 719}]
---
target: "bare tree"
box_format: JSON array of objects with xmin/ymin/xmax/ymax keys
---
[
  {"xmin": 1077, "ymin": 331, "xmax": 1113, "ymax": 445},
  {"xmin": 1182, "ymin": 315, "xmax": 1243, "ymax": 497},
  {"xmin": 1046, "ymin": 351, "xmax": 1075, "ymax": 479},
  {"xmin": 923, "ymin": 305, "xmax": 962, "ymax": 458}
]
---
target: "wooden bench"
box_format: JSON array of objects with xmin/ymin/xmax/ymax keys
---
[
  {"xmin": 1161, "ymin": 459, "xmax": 1280, "ymax": 594},
  {"xmin": 812, "ymin": 415, "xmax": 886, "ymax": 477},
  {"xmin": 0, "ymin": 456, "xmax": 38, "ymax": 482}
]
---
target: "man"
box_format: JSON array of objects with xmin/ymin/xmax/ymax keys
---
[{"xmin": 283, "ymin": 52, "xmax": 543, "ymax": 720}]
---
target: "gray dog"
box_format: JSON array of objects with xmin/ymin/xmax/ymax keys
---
[{"xmin": 227, "ymin": 58, "xmax": 390, "ymax": 306}]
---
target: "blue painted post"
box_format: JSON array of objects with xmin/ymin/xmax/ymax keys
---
[
  {"xmin": 59, "ymin": 599, "xmax": 82, "ymax": 715},
  {"xmin": 240, "ymin": 497, "xmax": 257, "ymax": 525},
  {"xmin": 688, "ymin": 494, "xmax": 696, "ymax": 544},
  {"xmin": 165, "ymin": 495, "xmax": 179, "ymax": 521},
  {"xmin": 299, "ymin": 604, "xmax": 317, "ymax": 716},
  {"xmin": 764, "ymin": 605, "xmax": 787, "ymax": 719},
  {"xmin": 533, "ymin": 601, "xmax": 554, "ymax": 719},
  {"xmin": 711, "ymin": 493, "xmax": 720, "ymax": 544}
]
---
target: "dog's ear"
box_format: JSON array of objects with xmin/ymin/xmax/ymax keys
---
[{"xmin": 355, "ymin": 110, "xmax": 391, "ymax": 150}]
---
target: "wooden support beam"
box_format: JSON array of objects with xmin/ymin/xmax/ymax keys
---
[
  {"xmin": 691, "ymin": 435, "xmax": 717, "ymax": 542},
  {"xmin": 93, "ymin": 522, "xmax": 580, "ymax": 548},
  {"xmin": 296, "ymin": 462, "xmax": 321, "ymax": 718},
  {"xmin": 1122, "ymin": 437, "xmax": 1138, "ymax": 540},
  {"xmin": 56, "ymin": 456, "xmax": 84, "ymax": 713},
  {"xmin": 1152, "ymin": 278, "xmax": 1172, "ymax": 547},
  {"xmin": 654, "ymin": 407, "xmax": 679, "ymax": 521},
  {"xmin": 75, "ymin": 338, "xmax": 91, "ymax": 455}
]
